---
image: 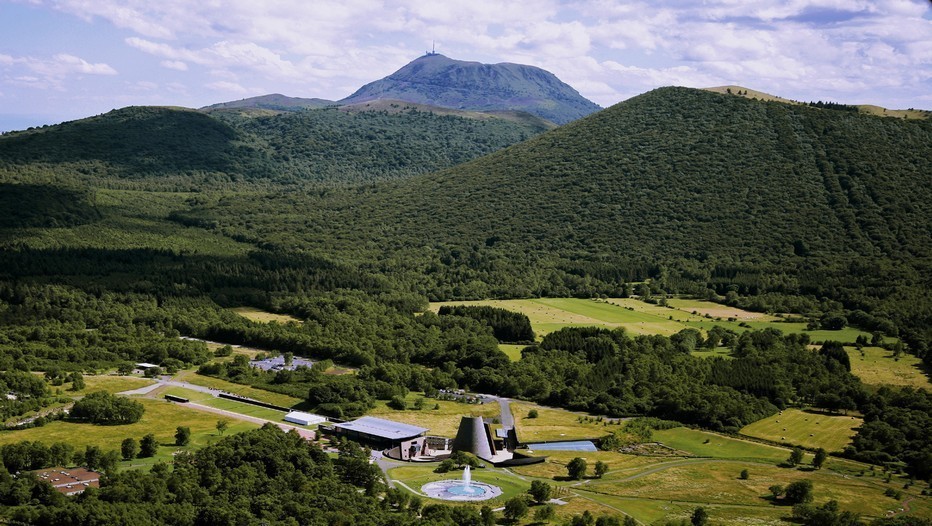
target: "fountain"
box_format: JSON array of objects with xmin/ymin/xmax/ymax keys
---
[{"xmin": 420, "ymin": 464, "xmax": 502, "ymax": 501}]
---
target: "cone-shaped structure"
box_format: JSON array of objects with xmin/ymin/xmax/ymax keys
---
[{"xmin": 451, "ymin": 416, "xmax": 497, "ymax": 461}]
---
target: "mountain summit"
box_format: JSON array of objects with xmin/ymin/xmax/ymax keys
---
[{"xmin": 339, "ymin": 54, "xmax": 601, "ymax": 124}]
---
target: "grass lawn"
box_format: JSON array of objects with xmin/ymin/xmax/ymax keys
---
[
  {"xmin": 847, "ymin": 346, "xmax": 931, "ymax": 388},
  {"xmin": 499, "ymin": 344, "xmax": 526, "ymax": 361},
  {"xmin": 230, "ymin": 306, "xmax": 303, "ymax": 324},
  {"xmin": 366, "ymin": 392, "xmax": 500, "ymax": 438},
  {"xmin": 652, "ymin": 427, "xmax": 792, "ymax": 463},
  {"xmin": 172, "ymin": 370, "xmax": 302, "ymax": 408},
  {"xmin": 69, "ymin": 375, "xmax": 156, "ymax": 395},
  {"xmin": 740, "ymin": 408, "xmax": 861, "ymax": 452},
  {"xmin": 510, "ymin": 401, "xmax": 617, "ymax": 442},
  {"xmin": 509, "ymin": 450, "xmax": 659, "ymax": 481},
  {"xmin": 0, "ymin": 398, "xmax": 257, "ymax": 468},
  {"xmin": 388, "ymin": 464, "xmax": 528, "ymax": 505}
]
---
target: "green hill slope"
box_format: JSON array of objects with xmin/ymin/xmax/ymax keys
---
[
  {"xmin": 185, "ymin": 87, "xmax": 930, "ymax": 332},
  {"xmin": 0, "ymin": 103, "xmax": 549, "ymax": 188}
]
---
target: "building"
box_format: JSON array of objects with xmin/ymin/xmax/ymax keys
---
[
  {"xmin": 34, "ymin": 467, "xmax": 101, "ymax": 495},
  {"xmin": 329, "ymin": 416, "xmax": 429, "ymax": 460},
  {"xmin": 284, "ymin": 411, "xmax": 326, "ymax": 426},
  {"xmin": 452, "ymin": 416, "xmax": 545, "ymax": 467},
  {"xmin": 251, "ymin": 355, "xmax": 314, "ymax": 372}
]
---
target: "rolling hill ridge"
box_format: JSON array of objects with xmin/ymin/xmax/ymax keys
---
[{"xmin": 0, "ymin": 102, "xmax": 550, "ymax": 187}]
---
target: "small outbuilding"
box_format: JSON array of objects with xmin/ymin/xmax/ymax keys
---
[{"xmin": 284, "ymin": 411, "xmax": 326, "ymax": 426}]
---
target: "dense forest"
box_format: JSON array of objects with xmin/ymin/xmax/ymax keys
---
[{"xmin": 0, "ymin": 104, "xmax": 549, "ymax": 189}]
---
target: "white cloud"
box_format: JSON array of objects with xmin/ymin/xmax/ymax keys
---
[
  {"xmin": 51, "ymin": 54, "xmax": 117, "ymax": 75},
  {"xmin": 14, "ymin": 0, "xmax": 932, "ymax": 109},
  {"xmin": 160, "ymin": 60, "xmax": 188, "ymax": 71}
]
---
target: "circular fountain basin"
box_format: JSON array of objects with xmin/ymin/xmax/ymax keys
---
[{"xmin": 421, "ymin": 480, "xmax": 503, "ymax": 501}]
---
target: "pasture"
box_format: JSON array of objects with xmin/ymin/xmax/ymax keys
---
[
  {"xmin": 739, "ymin": 408, "xmax": 861, "ymax": 452},
  {"xmin": 429, "ymin": 297, "xmax": 875, "ymax": 343},
  {"xmin": 847, "ymin": 346, "xmax": 931, "ymax": 388}
]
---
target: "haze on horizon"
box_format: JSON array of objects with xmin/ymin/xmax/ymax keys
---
[{"xmin": 1, "ymin": 0, "xmax": 930, "ymax": 132}]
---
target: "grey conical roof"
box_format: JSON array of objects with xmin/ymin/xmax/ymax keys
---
[{"xmin": 451, "ymin": 416, "xmax": 496, "ymax": 460}]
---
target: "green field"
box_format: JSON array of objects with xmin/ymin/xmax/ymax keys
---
[
  {"xmin": 429, "ymin": 297, "xmax": 874, "ymax": 343},
  {"xmin": 230, "ymin": 306, "xmax": 303, "ymax": 324},
  {"xmin": 157, "ymin": 386, "xmax": 316, "ymax": 427},
  {"xmin": 510, "ymin": 400, "xmax": 616, "ymax": 442},
  {"xmin": 740, "ymin": 408, "xmax": 861, "ymax": 452},
  {"xmin": 848, "ymin": 346, "xmax": 931, "ymax": 388},
  {"xmin": 172, "ymin": 370, "xmax": 302, "ymax": 407},
  {"xmin": 0, "ymin": 398, "xmax": 257, "ymax": 469},
  {"xmin": 499, "ymin": 344, "xmax": 526, "ymax": 361},
  {"xmin": 653, "ymin": 427, "xmax": 793, "ymax": 463},
  {"xmin": 70, "ymin": 375, "xmax": 156, "ymax": 395}
]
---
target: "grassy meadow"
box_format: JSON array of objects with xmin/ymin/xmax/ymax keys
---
[
  {"xmin": 510, "ymin": 400, "xmax": 617, "ymax": 442},
  {"xmin": 230, "ymin": 306, "xmax": 303, "ymax": 324},
  {"xmin": 739, "ymin": 408, "xmax": 861, "ymax": 452},
  {"xmin": 0, "ymin": 398, "xmax": 257, "ymax": 470},
  {"xmin": 429, "ymin": 297, "xmax": 875, "ymax": 344},
  {"xmin": 847, "ymin": 345, "xmax": 931, "ymax": 388},
  {"xmin": 386, "ymin": 413, "xmax": 931, "ymax": 525}
]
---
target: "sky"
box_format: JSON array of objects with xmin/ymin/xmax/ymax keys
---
[{"xmin": 0, "ymin": 0, "xmax": 930, "ymax": 132}]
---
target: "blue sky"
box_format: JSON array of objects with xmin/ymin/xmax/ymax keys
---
[{"xmin": 1, "ymin": 0, "xmax": 930, "ymax": 132}]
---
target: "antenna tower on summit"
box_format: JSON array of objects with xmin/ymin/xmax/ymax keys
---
[{"xmin": 427, "ymin": 40, "xmax": 437, "ymax": 56}]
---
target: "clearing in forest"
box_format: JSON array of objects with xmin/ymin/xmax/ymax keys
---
[
  {"xmin": 230, "ymin": 306, "xmax": 303, "ymax": 324},
  {"xmin": 739, "ymin": 408, "xmax": 861, "ymax": 452},
  {"xmin": 430, "ymin": 297, "xmax": 874, "ymax": 343},
  {"xmin": 847, "ymin": 346, "xmax": 931, "ymax": 388}
]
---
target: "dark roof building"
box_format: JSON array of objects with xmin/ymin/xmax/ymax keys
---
[{"xmin": 330, "ymin": 416, "xmax": 428, "ymax": 450}]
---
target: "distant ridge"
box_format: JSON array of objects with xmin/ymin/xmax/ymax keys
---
[
  {"xmin": 339, "ymin": 54, "xmax": 601, "ymax": 124},
  {"xmin": 704, "ymin": 85, "xmax": 930, "ymax": 120},
  {"xmin": 201, "ymin": 93, "xmax": 335, "ymax": 112}
]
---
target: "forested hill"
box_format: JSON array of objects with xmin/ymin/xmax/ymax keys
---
[
  {"xmin": 340, "ymin": 53, "xmax": 602, "ymax": 124},
  {"xmin": 188, "ymin": 87, "xmax": 931, "ymax": 334},
  {"xmin": 381, "ymin": 86, "xmax": 932, "ymax": 262},
  {"xmin": 0, "ymin": 103, "xmax": 549, "ymax": 188}
]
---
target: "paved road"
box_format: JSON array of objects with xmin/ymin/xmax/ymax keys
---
[
  {"xmin": 180, "ymin": 401, "xmax": 315, "ymax": 440},
  {"xmin": 497, "ymin": 397, "xmax": 515, "ymax": 429},
  {"xmin": 120, "ymin": 377, "xmax": 232, "ymax": 397}
]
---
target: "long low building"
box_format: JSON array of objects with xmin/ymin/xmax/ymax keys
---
[
  {"xmin": 284, "ymin": 411, "xmax": 326, "ymax": 426},
  {"xmin": 330, "ymin": 416, "xmax": 429, "ymax": 460}
]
